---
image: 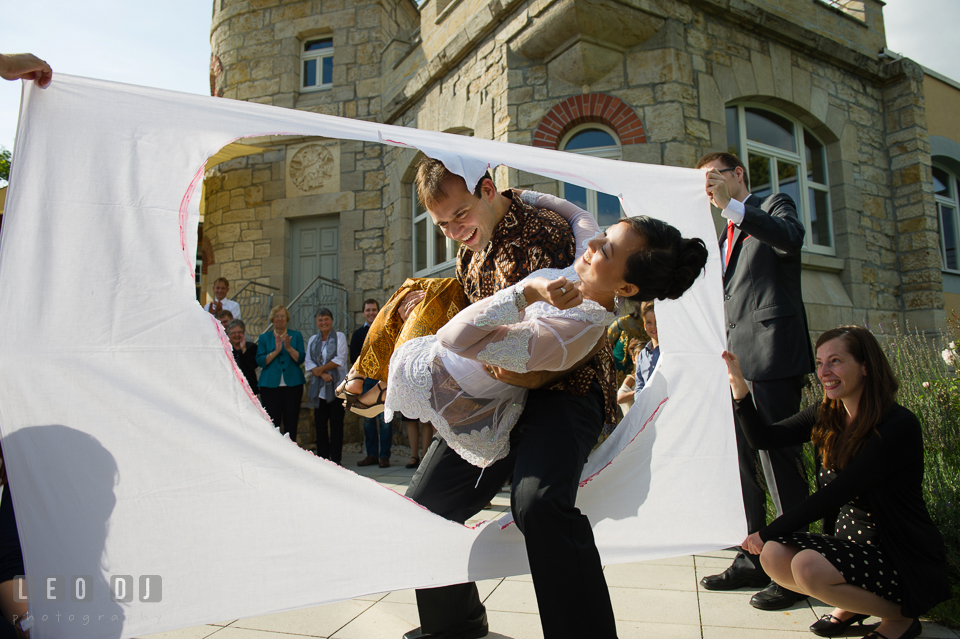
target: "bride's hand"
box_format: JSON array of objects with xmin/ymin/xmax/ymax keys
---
[
  {"xmin": 398, "ymin": 290, "xmax": 426, "ymax": 321},
  {"xmin": 523, "ymin": 276, "xmax": 582, "ymax": 310}
]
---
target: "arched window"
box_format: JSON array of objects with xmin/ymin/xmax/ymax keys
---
[
  {"xmin": 412, "ymin": 182, "xmax": 458, "ymax": 276},
  {"xmin": 935, "ymin": 164, "xmax": 960, "ymax": 271},
  {"xmin": 726, "ymin": 105, "xmax": 833, "ymax": 254},
  {"xmin": 559, "ymin": 125, "xmax": 623, "ymax": 228},
  {"xmin": 301, "ymin": 38, "xmax": 333, "ymax": 92}
]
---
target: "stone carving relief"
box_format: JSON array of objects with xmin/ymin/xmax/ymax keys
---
[{"xmin": 286, "ymin": 141, "xmax": 340, "ymax": 196}]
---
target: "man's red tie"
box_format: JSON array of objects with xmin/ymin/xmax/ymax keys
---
[{"xmin": 725, "ymin": 221, "xmax": 735, "ymax": 266}]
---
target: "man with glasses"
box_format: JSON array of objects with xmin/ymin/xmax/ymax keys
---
[{"xmin": 695, "ymin": 151, "xmax": 814, "ymax": 611}]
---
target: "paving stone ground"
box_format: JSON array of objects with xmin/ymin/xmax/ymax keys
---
[{"xmin": 144, "ymin": 452, "xmax": 958, "ymax": 639}]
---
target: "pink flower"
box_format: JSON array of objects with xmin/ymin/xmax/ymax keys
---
[{"xmin": 923, "ymin": 381, "xmax": 930, "ymax": 389}]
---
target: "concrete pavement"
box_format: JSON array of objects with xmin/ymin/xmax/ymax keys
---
[{"xmin": 144, "ymin": 451, "xmax": 958, "ymax": 639}]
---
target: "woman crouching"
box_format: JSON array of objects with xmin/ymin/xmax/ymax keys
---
[{"xmin": 727, "ymin": 326, "xmax": 950, "ymax": 639}]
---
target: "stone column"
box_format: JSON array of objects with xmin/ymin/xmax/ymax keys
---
[{"xmin": 883, "ymin": 59, "xmax": 945, "ymax": 332}]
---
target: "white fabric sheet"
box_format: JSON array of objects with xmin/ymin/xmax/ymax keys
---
[{"xmin": 0, "ymin": 75, "xmax": 744, "ymax": 639}]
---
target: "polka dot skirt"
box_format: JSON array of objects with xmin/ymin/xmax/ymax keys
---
[{"xmin": 772, "ymin": 467, "xmax": 902, "ymax": 604}]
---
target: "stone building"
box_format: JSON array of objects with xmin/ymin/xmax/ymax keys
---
[{"xmin": 201, "ymin": 0, "xmax": 960, "ymax": 344}]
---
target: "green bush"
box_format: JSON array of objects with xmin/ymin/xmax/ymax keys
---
[{"xmin": 886, "ymin": 322, "xmax": 960, "ymax": 626}]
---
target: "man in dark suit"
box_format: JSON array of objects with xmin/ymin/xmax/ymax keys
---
[
  {"xmin": 352, "ymin": 299, "xmax": 393, "ymax": 468},
  {"xmin": 696, "ymin": 152, "xmax": 813, "ymax": 611}
]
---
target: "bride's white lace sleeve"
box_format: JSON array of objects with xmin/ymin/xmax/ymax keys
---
[
  {"xmin": 520, "ymin": 190, "xmax": 601, "ymax": 258},
  {"xmin": 435, "ymin": 286, "xmax": 606, "ymax": 374}
]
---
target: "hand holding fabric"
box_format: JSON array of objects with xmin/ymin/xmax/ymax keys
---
[
  {"xmin": 0, "ymin": 53, "xmax": 52, "ymax": 88},
  {"xmin": 742, "ymin": 532, "xmax": 764, "ymax": 555},
  {"xmin": 705, "ymin": 168, "xmax": 732, "ymax": 209},
  {"xmin": 723, "ymin": 351, "xmax": 750, "ymax": 400}
]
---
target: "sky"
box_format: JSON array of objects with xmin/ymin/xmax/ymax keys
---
[{"xmin": 0, "ymin": 0, "xmax": 957, "ymax": 162}]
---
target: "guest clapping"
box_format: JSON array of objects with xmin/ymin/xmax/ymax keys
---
[
  {"xmin": 256, "ymin": 305, "xmax": 305, "ymax": 442},
  {"xmin": 227, "ymin": 320, "xmax": 258, "ymax": 394},
  {"xmin": 204, "ymin": 277, "xmax": 241, "ymax": 319},
  {"xmin": 305, "ymin": 309, "xmax": 347, "ymax": 465},
  {"xmin": 727, "ymin": 326, "xmax": 950, "ymax": 639}
]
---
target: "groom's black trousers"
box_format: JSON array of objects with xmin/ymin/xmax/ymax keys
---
[{"xmin": 405, "ymin": 383, "xmax": 617, "ymax": 639}]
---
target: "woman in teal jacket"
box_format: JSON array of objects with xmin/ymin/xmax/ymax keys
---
[{"xmin": 257, "ymin": 305, "xmax": 306, "ymax": 443}]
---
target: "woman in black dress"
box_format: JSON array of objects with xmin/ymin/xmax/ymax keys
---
[
  {"xmin": 726, "ymin": 325, "xmax": 950, "ymax": 639},
  {"xmin": 227, "ymin": 319, "xmax": 259, "ymax": 394}
]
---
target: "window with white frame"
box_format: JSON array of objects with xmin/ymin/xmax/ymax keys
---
[
  {"xmin": 412, "ymin": 182, "xmax": 458, "ymax": 276},
  {"xmin": 816, "ymin": 0, "xmax": 865, "ymax": 22},
  {"xmin": 726, "ymin": 105, "xmax": 834, "ymax": 254},
  {"xmin": 935, "ymin": 164, "xmax": 960, "ymax": 271},
  {"xmin": 559, "ymin": 125, "xmax": 624, "ymax": 228},
  {"xmin": 301, "ymin": 38, "xmax": 333, "ymax": 91}
]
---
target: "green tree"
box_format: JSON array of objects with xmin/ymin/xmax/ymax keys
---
[{"xmin": 0, "ymin": 146, "xmax": 10, "ymax": 183}]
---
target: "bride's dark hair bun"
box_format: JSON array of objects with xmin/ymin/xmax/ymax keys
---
[{"xmin": 619, "ymin": 217, "xmax": 708, "ymax": 302}]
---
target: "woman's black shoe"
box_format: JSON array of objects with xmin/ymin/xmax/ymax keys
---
[
  {"xmin": 862, "ymin": 618, "xmax": 921, "ymax": 639},
  {"xmin": 809, "ymin": 612, "xmax": 868, "ymax": 637}
]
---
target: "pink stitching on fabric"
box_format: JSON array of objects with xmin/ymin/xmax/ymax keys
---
[
  {"xmin": 180, "ymin": 132, "xmax": 302, "ymax": 278},
  {"xmin": 212, "ymin": 315, "xmax": 271, "ymax": 422},
  {"xmin": 578, "ymin": 396, "xmax": 669, "ymax": 488},
  {"xmin": 179, "ymin": 165, "xmax": 205, "ymax": 276},
  {"xmin": 378, "ymin": 137, "xmax": 414, "ymax": 147},
  {"xmin": 499, "ymin": 397, "xmax": 671, "ymax": 529}
]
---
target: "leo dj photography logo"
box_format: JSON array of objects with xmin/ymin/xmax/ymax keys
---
[{"xmin": 13, "ymin": 575, "xmax": 162, "ymax": 603}]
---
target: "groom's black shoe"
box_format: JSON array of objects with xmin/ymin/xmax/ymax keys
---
[
  {"xmin": 700, "ymin": 565, "xmax": 770, "ymax": 591},
  {"xmin": 750, "ymin": 583, "xmax": 808, "ymax": 610},
  {"xmin": 402, "ymin": 610, "xmax": 488, "ymax": 639}
]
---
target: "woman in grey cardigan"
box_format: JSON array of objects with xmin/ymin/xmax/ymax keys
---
[{"xmin": 305, "ymin": 308, "xmax": 348, "ymax": 464}]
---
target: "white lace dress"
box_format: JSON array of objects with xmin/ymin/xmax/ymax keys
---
[{"xmin": 384, "ymin": 265, "xmax": 615, "ymax": 468}]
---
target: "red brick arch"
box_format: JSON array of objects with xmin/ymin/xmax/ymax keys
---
[{"xmin": 533, "ymin": 94, "xmax": 646, "ymax": 149}]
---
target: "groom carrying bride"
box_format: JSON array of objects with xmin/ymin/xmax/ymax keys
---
[{"xmin": 396, "ymin": 158, "xmax": 620, "ymax": 639}]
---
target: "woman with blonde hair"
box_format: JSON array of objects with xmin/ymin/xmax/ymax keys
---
[
  {"xmin": 727, "ymin": 326, "xmax": 950, "ymax": 639},
  {"xmin": 257, "ymin": 305, "xmax": 306, "ymax": 443}
]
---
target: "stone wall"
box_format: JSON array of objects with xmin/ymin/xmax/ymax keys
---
[
  {"xmin": 881, "ymin": 60, "xmax": 943, "ymax": 330},
  {"xmin": 204, "ymin": 148, "xmax": 287, "ymax": 290},
  {"xmin": 210, "ymin": 0, "xmax": 419, "ymax": 323},
  {"xmin": 204, "ymin": 137, "xmax": 401, "ymax": 324},
  {"xmin": 206, "ymin": 0, "xmax": 950, "ymax": 341}
]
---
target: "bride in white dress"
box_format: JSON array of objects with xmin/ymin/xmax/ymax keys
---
[{"xmin": 385, "ymin": 216, "xmax": 708, "ymax": 468}]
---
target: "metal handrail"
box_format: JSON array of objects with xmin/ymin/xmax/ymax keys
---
[
  {"xmin": 234, "ymin": 281, "xmax": 280, "ymax": 336},
  {"xmin": 287, "ymin": 275, "xmax": 340, "ymax": 308},
  {"xmin": 234, "ymin": 281, "xmax": 281, "ymax": 294},
  {"xmin": 287, "ymin": 275, "xmax": 351, "ymax": 339}
]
